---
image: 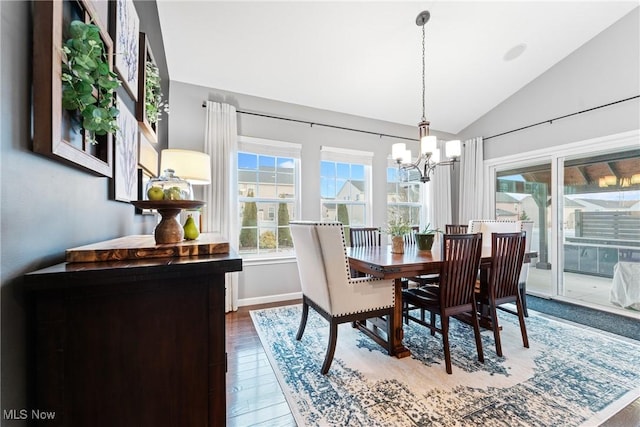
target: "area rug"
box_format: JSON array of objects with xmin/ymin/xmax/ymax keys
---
[{"xmin": 250, "ymin": 304, "xmax": 640, "ymax": 427}]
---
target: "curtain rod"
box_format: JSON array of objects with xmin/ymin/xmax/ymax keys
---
[
  {"xmin": 201, "ymin": 102, "xmax": 418, "ymax": 142},
  {"xmin": 484, "ymin": 95, "xmax": 640, "ymax": 141}
]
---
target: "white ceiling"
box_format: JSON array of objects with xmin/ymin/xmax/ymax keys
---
[{"xmin": 157, "ymin": 1, "xmax": 638, "ymax": 135}]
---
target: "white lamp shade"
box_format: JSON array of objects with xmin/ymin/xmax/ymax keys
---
[
  {"xmin": 431, "ymin": 148, "xmax": 441, "ymax": 164},
  {"xmin": 420, "ymin": 135, "xmax": 437, "ymax": 155},
  {"xmin": 391, "ymin": 143, "xmax": 406, "ymax": 161},
  {"xmin": 160, "ymin": 149, "xmax": 211, "ymax": 185},
  {"xmin": 445, "ymin": 139, "xmax": 462, "ymax": 158},
  {"xmin": 402, "ymin": 149, "xmax": 412, "ymax": 164}
]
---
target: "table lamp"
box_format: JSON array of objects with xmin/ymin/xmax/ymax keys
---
[{"xmin": 160, "ymin": 149, "xmax": 211, "ymax": 233}]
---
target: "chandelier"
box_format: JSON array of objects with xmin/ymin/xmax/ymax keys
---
[{"xmin": 392, "ymin": 10, "xmax": 461, "ymax": 183}]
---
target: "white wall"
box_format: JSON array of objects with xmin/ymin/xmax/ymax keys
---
[
  {"xmin": 167, "ymin": 81, "xmax": 456, "ymax": 303},
  {"xmin": 459, "ymin": 7, "xmax": 639, "ymax": 158}
]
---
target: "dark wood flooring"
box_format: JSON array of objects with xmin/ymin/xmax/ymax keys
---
[{"xmin": 225, "ymin": 300, "xmax": 639, "ymax": 426}]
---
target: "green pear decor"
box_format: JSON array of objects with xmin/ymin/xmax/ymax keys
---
[{"xmin": 183, "ymin": 214, "xmax": 199, "ymax": 241}]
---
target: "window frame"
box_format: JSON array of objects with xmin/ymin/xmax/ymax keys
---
[
  {"xmin": 319, "ymin": 146, "xmax": 373, "ymax": 227},
  {"xmin": 386, "ymin": 161, "xmax": 424, "ymax": 229},
  {"xmin": 237, "ymin": 136, "xmax": 301, "ymax": 260}
]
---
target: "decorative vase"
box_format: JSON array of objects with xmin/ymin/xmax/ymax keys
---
[
  {"xmin": 415, "ymin": 233, "xmax": 435, "ymax": 251},
  {"xmin": 391, "ymin": 236, "xmax": 405, "ymax": 254}
]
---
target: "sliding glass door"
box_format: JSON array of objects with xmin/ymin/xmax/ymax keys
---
[
  {"xmin": 488, "ymin": 132, "xmax": 639, "ymax": 317},
  {"xmin": 495, "ymin": 163, "xmax": 553, "ymax": 296},
  {"xmin": 561, "ymin": 150, "xmax": 640, "ymax": 309}
]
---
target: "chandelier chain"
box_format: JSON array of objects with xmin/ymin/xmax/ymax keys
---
[{"xmin": 421, "ymin": 23, "xmax": 426, "ymax": 122}]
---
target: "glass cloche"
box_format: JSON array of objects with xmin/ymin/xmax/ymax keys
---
[{"xmin": 144, "ymin": 169, "xmax": 194, "ymax": 201}]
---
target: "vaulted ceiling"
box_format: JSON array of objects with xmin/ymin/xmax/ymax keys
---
[{"xmin": 157, "ymin": 1, "xmax": 638, "ymax": 134}]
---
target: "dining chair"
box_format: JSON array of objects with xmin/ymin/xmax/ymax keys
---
[
  {"xmin": 349, "ymin": 226, "xmax": 381, "ymax": 247},
  {"xmin": 476, "ymin": 231, "xmax": 528, "ymax": 357},
  {"xmin": 445, "ymin": 224, "xmax": 468, "ymax": 234},
  {"xmin": 402, "ymin": 233, "xmax": 484, "ymax": 374},
  {"xmin": 348, "ymin": 226, "xmax": 381, "ymax": 277},
  {"xmin": 403, "ymin": 226, "xmax": 419, "ymax": 245},
  {"xmin": 468, "ymin": 220, "xmax": 534, "ymax": 316},
  {"xmin": 290, "ymin": 221, "xmax": 395, "ymax": 375}
]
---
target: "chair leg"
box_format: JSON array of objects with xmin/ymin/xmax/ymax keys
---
[
  {"xmin": 519, "ymin": 282, "xmax": 529, "ymax": 317},
  {"xmin": 515, "ymin": 295, "xmax": 530, "ymax": 349},
  {"xmin": 441, "ymin": 315, "xmax": 452, "ymax": 374},
  {"xmin": 296, "ymin": 300, "xmax": 309, "ymax": 341},
  {"xmin": 321, "ymin": 319, "xmax": 339, "ymax": 375},
  {"xmin": 470, "ymin": 299, "xmax": 484, "ymax": 363},
  {"xmin": 430, "ymin": 312, "xmax": 436, "ymax": 336},
  {"xmin": 489, "ymin": 300, "xmax": 503, "ymax": 357}
]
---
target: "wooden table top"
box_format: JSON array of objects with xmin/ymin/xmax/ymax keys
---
[{"xmin": 347, "ymin": 245, "xmax": 537, "ymax": 279}]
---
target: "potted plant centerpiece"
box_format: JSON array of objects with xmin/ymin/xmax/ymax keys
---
[
  {"xmin": 384, "ymin": 215, "xmax": 412, "ymax": 254},
  {"xmin": 415, "ymin": 223, "xmax": 442, "ymax": 251}
]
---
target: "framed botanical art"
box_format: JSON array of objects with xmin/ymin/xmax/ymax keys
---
[
  {"xmin": 111, "ymin": 0, "xmax": 140, "ymax": 100},
  {"xmin": 32, "ymin": 0, "xmax": 116, "ymax": 177},
  {"xmin": 112, "ymin": 96, "xmax": 139, "ymax": 202},
  {"xmin": 136, "ymin": 32, "xmax": 160, "ymax": 143}
]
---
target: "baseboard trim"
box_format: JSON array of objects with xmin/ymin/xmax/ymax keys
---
[{"xmin": 238, "ymin": 292, "xmax": 302, "ymax": 307}]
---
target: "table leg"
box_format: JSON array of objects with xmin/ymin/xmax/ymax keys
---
[{"xmin": 391, "ymin": 278, "xmax": 411, "ymax": 358}]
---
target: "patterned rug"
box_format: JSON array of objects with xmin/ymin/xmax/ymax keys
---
[{"xmin": 250, "ymin": 304, "xmax": 640, "ymax": 427}]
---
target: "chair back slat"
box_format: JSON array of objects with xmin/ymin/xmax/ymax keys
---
[
  {"xmin": 489, "ymin": 232, "xmax": 526, "ymax": 301},
  {"xmin": 349, "ymin": 227, "xmax": 381, "ymax": 247},
  {"xmin": 445, "ymin": 224, "xmax": 468, "ymax": 234},
  {"xmin": 439, "ymin": 233, "xmax": 483, "ymax": 309},
  {"xmin": 404, "ymin": 226, "xmax": 419, "ymax": 245}
]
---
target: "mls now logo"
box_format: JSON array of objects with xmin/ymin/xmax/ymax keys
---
[{"xmin": 3, "ymin": 409, "xmax": 55, "ymax": 420}]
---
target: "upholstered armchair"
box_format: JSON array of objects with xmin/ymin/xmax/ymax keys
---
[
  {"xmin": 468, "ymin": 219, "xmax": 534, "ymax": 316},
  {"xmin": 290, "ymin": 221, "xmax": 395, "ymax": 374}
]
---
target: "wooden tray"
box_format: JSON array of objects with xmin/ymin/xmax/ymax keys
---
[{"xmin": 66, "ymin": 233, "xmax": 229, "ymax": 263}]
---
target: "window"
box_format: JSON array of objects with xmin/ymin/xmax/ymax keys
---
[
  {"xmin": 237, "ymin": 137, "xmax": 301, "ymax": 257},
  {"xmin": 320, "ymin": 147, "xmax": 372, "ymax": 229},
  {"xmin": 387, "ymin": 165, "xmax": 422, "ymax": 227}
]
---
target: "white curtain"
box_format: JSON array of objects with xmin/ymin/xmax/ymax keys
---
[
  {"xmin": 203, "ymin": 101, "xmax": 239, "ymax": 312},
  {"xmin": 427, "ymin": 140, "xmax": 452, "ymax": 232},
  {"xmin": 459, "ymin": 136, "xmax": 484, "ymax": 224}
]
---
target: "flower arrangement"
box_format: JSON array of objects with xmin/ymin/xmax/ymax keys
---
[{"xmin": 383, "ymin": 214, "xmax": 412, "ymax": 237}]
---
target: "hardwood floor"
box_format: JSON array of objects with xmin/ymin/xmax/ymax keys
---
[
  {"xmin": 226, "ymin": 300, "xmax": 639, "ymax": 426},
  {"xmin": 226, "ymin": 300, "xmax": 299, "ymax": 426}
]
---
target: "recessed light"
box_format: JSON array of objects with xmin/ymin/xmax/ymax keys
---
[{"xmin": 504, "ymin": 43, "xmax": 527, "ymax": 61}]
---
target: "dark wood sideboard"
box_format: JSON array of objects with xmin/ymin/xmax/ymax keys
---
[{"xmin": 24, "ymin": 252, "xmax": 242, "ymax": 426}]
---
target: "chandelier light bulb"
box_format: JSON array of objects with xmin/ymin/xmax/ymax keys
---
[
  {"xmin": 421, "ymin": 135, "xmax": 437, "ymax": 155},
  {"xmin": 392, "ymin": 143, "xmax": 406, "ymax": 161},
  {"xmin": 431, "ymin": 148, "xmax": 441, "ymax": 164},
  {"xmin": 402, "ymin": 149, "xmax": 413, "ymax": 164}
]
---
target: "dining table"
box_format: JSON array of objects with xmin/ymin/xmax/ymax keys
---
[{"xmin": 347, "ymin": 244, "xmax": 537, "ymax": 358}]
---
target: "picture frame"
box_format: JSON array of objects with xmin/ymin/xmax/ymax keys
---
[
  {"xmin": 112, "ymin": 95, "xmax": 139, "ymax": 202},
  {"xmin": 111, "ymin": 0, "xmax": 140, "ymax": 101},
  {"xmin": 136, "ymin": 169, "xmax": 155, "ymax": 215},
  {"xmin": 136, "ymin": 32, "xmax": 159, "ymax": 143},
  {"xmin": 32, "ymin": 0, "xmax": 114, "ymax": 177},
  {"xmin": 138, "ymin": 129, "xmax": 158, "ymax": 177}
]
